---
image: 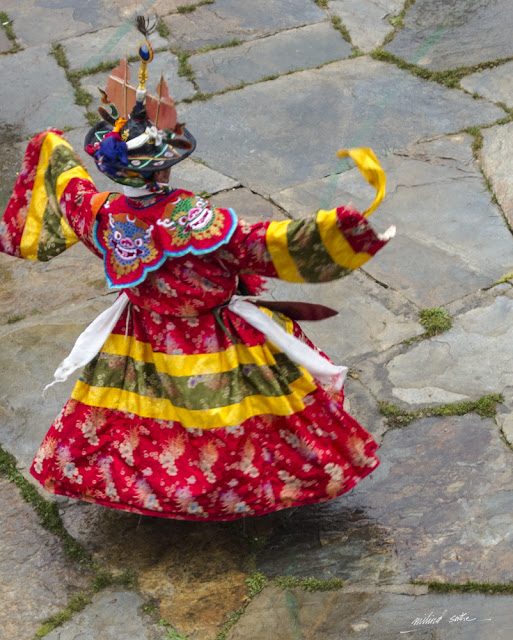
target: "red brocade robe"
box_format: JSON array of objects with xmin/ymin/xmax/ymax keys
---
[{"xmin": 0, "ymin": 131, "xmax": 392, "ymax": 520}]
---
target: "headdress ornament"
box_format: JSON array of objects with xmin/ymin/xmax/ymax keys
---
[{"xmin": 85, "ymin": 15, "xmax": 196, "ymax": 188}]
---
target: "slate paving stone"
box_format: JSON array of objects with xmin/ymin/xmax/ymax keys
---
[
  {"xmin": 44, "ymin": 589, "xmax": 168, "ymax": 640},
  {"xmin": 1, "ymin": 0, "xmax": 122, "ymax": 48},
  {"xmin": 461, "ymin": 60, "xmax": 513, "ymax": 109},
  {"xmin": 60, "ymin": 502, "xmax": 251, "ymax": 640},
  {"xmin": 272, "ymin": 134, "xmax": 513, "ymax": 309},
  {"xmin": 163, "ymin": 0, "xmax": 326, "ymax": 51},
  {"xmin": 266, "ymin": 271, "xmax": 422, "ymax": 366},
  {"xmin": 0, "ymin": 294, "xmax": 114, "ymax": 471},
  {"xmin": 0, "ymin": 477, "xmax": 89, "ymax": 640},
  {"xmin": 63, "ymin": 25, "xmax": 168, "ymax": 71},
  {"xmin": 0, "ymin": 131, "xmax": 25, "ymax": 211},
  {"xmin": 110, "ymin": 0, "xmax": 197, "ymax": 20},
  {"xmin": 227, "ymin": 588, "xmax": 513, "ymax": 640},
  {"xmin": 328, "ymin": 0, "xmax": 403, "ymax": 52},
  {"xmin": 258, "ymin": 413, "xmax": 513, "ymax": 585},
  {"xmin": 210, "ymin": 187, "xmax": 287, "ymax": 223},
  {"xmin": 172, "ymin": 158, "xmax": 240, "ymax": 194},
  {"xmin": 378, "ymin": 293, "xmax": 513, "ymax": 405},
  {"xmin": 0, "ymin": 46, "xmax": 86, "ymax": 135},
  {"xmin": 190, "ymin": 23, "xmax": 352, "ymax": 94},
  {"xmin": 181, "ymin": 57, "xmax": 505, "ymax": 194},
  {"xmin": 0, "ymin": 28, "xmax": 11, "ymax": 53},
  {"xmin": 384, "ymin": 0, "xmax": 513, "ymax": 71},
  {"xmin": 481, "ymin": 121, "xmax": 513, "ymax": 229}
]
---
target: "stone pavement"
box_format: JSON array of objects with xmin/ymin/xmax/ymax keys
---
[{"xmin": 2, "ymin": 1, "xmax": 513, "ymax": 638}]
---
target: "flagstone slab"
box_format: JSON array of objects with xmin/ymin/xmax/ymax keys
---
[
  {"xmin": 328, "ymin": 0, "xmax": 402, "ymax": 52},
  {"xmin": 181, "ymin": 57, "xmax": 505, "ymax": 195},
  {"xmin": 63, "ymin": 25, "xmax": 168, "ymax": 71},
  {"xmin": 0, "ymin": 28, "xmax": 11, "ymax": 53},
  {"xmin": 111, "ymin": 0, "xmax": 197, "ymax": 20},
  {"xmin": 0, "ymin": 295, "xmax": 113, "ymax": 472},
  {"xmin": 0, "ymin": 46, "xmax": 86, "ymax": 135},
  {"xmin": 1, "ymin": 0, "xmax": 122, "ymax": 47},
  {"xmin": 257, "ymin": 413, "xmax": 513, "ymax": 585},
  {"xmin": 0, "ymin": 477, "xmax": 89, "ymax": 640},
  {"xmin": 0, "ymin": 130, "xmax": 25, "ymax": 211},
  {"xmin": 210, "ymin": 187, "xmax": 287, "ymax": 223},
  {"xmin": 60, "ymin": 502, "xmax": 251, "ymax": 640},
  {"xmin": 227, "ymin": 588, "xmax": 512, "ymax": 640},
  {"xmin": 372, "ymin": 293, "xmax": 513, "ymax": 406},
  {"xmin": 266, "ymin": 271, "xmax": 422, "ymax": 366},
  {"xmin": 481, "ymin": 121, "xmax": 513, "ymax": 229},
  {"xmin": 461, "ymin": 60, "xmax": 513, "ymax": 109},
  {"xmin": 172, "ymin": 158, "xmax": 240, "ymax": 194},
  {"xmin": 276, "ymin": 134, "xmax": 513, "ymax": 308},
  {"xmin": 163, "ymin": 0, "xmax": 326, "ymax": 51},
  {"xmin": 385, "ymin": 0, "xmax": 513, "ymax": 70},
  {"xmin": 44, "ymin": 589, "xmax": 168, "ymax": 640},
  {"xmin": 190, "ymin": 23, "xmax": 351, "ymax": 94}
]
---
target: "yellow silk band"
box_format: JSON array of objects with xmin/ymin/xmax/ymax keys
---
[{"xmin": 336, "ymin": 147, "xmax": 386, "ymax": 217}]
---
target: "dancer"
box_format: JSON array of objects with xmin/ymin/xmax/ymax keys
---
[{"xmin": 0, "ymin": 19, "xmax": 394, "ymax": 520}]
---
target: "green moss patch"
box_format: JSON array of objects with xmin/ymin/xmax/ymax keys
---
[
  {"xmin": 380, "ymin": 393, "xmax": 504, "ymax": 429},
  {"xmin": 419, "ymin": 307, "xmax": 452, "ymax": 336}
]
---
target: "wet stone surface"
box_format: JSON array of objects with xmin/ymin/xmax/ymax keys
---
[
  {"xmin": 227, "ymin": 588, "xmax": 513, "ymax": 640},
  {"xmin": 0, "ymin": 477, "xmax": 89, "ymax": 640},
  {"xmin": 385, "ymin": 0, "xmax": 513, "ymax": 70},
  {"xmin": 190, "ymin": 23, "xmax": 352, "ymax": 94},
  {"xmin": 254, "ymin": 413, "xmax": 513, "ymax": 586},
  {"xmin": 60, "ymin": 502, "xmax": 252, "ymax": 640},
  {"xmin": 182, "ymin": 57, "xmax": 504, "ymax": 194}
]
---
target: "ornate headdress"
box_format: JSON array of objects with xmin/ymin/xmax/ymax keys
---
[{"xmin": 84, "ymin": 16, "xmax": 196, "ymax": 189}]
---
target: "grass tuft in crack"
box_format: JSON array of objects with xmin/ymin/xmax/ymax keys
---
[
  {"xmin": 413, "ymin": 580, "xmax": 513, "ymax": 594},
  {"xmin": 380, "ymin": 394, "xmax": 504, "ymax": 429},
  {"xmin": 0, "ymin": 444, "xmax": 91, "ymax": 565},
  {"xmin": 418, "ymin": 307, "xmax": 452, "ymax": 336}
]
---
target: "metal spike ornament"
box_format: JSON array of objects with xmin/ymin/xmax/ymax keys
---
[{"xmin": 137, "ymin": 38, "xmax": 154, "ymax": 99}]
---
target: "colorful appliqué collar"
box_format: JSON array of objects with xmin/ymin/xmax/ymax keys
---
[{"xmin": 94, "ymin": 190, "xmax": 237, "ymax": 289}]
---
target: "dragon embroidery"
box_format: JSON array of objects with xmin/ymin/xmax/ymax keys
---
[{"xmin": 108, "ymin": 213, "xmax": 154, "ymax": 265}]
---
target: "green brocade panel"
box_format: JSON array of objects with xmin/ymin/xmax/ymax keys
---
[
  {"xmin": 37, "ymin": 145, "xmax": 81, "ymax": 261},
  {"xmin": 286, "ymin": 216, "xmax": 351, "ymax": 283},
  {"xmin": 81, "ymin": 351, "xmax": 305, "ymax": 411}
]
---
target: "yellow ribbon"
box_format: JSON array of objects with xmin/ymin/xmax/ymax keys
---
[{"xmin": 336, "ymin": 147, "xmax": 386, "ymax": 217}]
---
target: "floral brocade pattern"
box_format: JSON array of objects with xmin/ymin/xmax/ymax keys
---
[
  {"xmin": 5, "ymin": 132, "xmax": 394, "ymax": 521},
  {"xmin": 31, "ymin": 386, "xmax": 379, "ymax": 520}
]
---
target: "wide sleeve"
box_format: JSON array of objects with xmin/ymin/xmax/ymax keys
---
[
  {"xmin": 0, "ymin": 129, "xmax": 107, "ymax": 260},
  {"xmin": 230, "ymin": 206, "xmax": 393, "ymax": 283}
]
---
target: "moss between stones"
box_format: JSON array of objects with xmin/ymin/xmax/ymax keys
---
[
  {"xmin": 418, "ymin": 307, "xmax": 452, "ymax": 336},
  {"xmin": 413, "ymin": 580, "xmax": 513, "ymax": 594},
  {"xmin": 274, "ymin": 575, "xmax": 345, "ymax": 592},
  {"xmin": 380, "ymin": 393, "xmax": 505, "ymax": 429},
  {"xmin": 214, "ymin": 572, "xmax": 345, "ymax": 640},
  {"xmin": 371, "ymin": 48, "xmax": 513, "ymax": 89},
  {"xmin": 33, "ymin": 570, "xmax": 137, "ymax": 638},
  {"xmin": 330, "ymin": 16, "xmax": 352, "ymax": 45},
  {"xmin": 0, "ymin": 12, "xmax": 22, "ymax": 53},
  {"xmin": 0, "ymin": 444, "xmax": 91, "ymax": 565},
  {"xmin": 383, "ymin": 0, "xmax": 416, "ymax": 45},
  {"xmin": 50, "ymin": 43, "xmax": 94, "ymax": 111}
]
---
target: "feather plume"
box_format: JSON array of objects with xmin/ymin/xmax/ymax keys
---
[{"xmin": 135, "ymin": 14, "xmax": 158, "ymax": 38}]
